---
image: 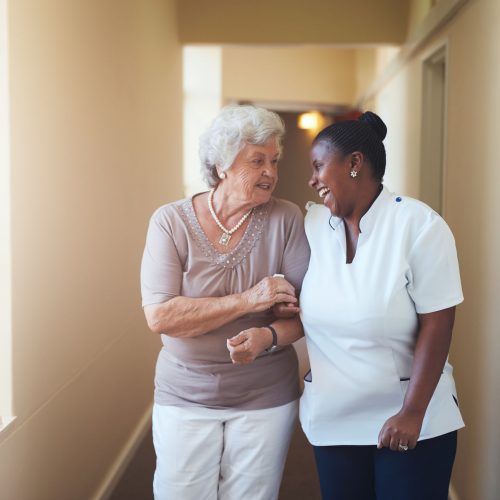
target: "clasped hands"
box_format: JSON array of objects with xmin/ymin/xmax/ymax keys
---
[
  {"xmin": 228, "ymin": 277, "xmax": 424, "ymax": 451},
  {"xmin": 227, "ymin": 275, "xmax": 298, "ymax": 364}
]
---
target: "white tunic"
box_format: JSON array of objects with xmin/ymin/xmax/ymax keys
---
[{"xmin": 299, "ymin": 186, "xmax": 465, "ymax": 446}]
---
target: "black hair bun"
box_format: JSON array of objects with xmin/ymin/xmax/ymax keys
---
[{"xmin": 359, "ymin": 111, "xmax": 387, "ymax": 141}]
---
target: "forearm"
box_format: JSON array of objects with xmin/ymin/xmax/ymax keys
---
[
  {"xmin": 378, "ymin": 307, "xmax": 457, "ymax": 450},
  {"xmin": 144, "ymin": 294, "xmax": 251, "ymax": 338},
  {"xmin": 144, "ymin": 275, "xmax": 297, "ymax": 339},
  {"xmin": 401, "ymin": 308, "xmax": 455, "ymax": 416}
]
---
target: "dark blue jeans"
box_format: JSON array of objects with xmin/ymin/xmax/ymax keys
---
[{"xmin": 313, "ymin": 431, "xmax": 457, "ymax": 500}]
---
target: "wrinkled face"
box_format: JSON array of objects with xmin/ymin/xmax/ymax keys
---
[
  {"xmin": 223, "ymin": 139, "xmax": 280, "ymax": 206},
  {"xmin": 309, "ymin": 140, "xmax": 355, "ymax": 218}
]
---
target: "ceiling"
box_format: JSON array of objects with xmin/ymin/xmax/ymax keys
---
[{"xmin": 176, "ymin": 0, "xmax": 411, "ymax": 46}]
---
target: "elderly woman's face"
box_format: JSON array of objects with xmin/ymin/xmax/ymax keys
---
[
  {"xmin": 309, "ymin": 140, "xmax": 355, "ymax": 218},
  {"xmin": 224, "ymin": 139, "xmax": 279, "ymax": 206}
]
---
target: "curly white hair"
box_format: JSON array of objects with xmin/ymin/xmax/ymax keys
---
[{"xmin": 198, "ymin": 105, "xmax": 285, "ymax": 188}]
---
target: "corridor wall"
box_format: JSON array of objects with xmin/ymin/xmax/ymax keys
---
[
  {"xmin": 361, "ymin": 0, "xmax": 500, "ymax": 498},
  {"xmin": 0, "ymin": 0, "xmax": 182, "ymax": 498}
]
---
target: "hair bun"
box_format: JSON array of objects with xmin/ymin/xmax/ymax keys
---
[{"xmin": 359, "ymin": 111, "xmax": 387, "ymax": 141}]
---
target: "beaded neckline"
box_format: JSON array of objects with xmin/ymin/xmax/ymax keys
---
[
  {"xmin": 207, "ymin": 188, "xmax": 253, "ymax": 246},
  {"xmin": 177, "ymin": 196, "xmax": 270, "ymax": 269}
]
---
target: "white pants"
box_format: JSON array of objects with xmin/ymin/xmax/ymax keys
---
[{"xmin": 152, "ymin": 400, "xmax": 298, "ymax": 500}]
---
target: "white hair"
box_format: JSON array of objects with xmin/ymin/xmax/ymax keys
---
[{"xmin": 198, "ymin": 105, "xmax": 285, "ymax": 188}]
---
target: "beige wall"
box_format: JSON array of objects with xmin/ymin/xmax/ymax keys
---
[
  {"xmin": 177, "ymin": 0, "xmax": 410, "ymax": 44},
  {"xmin": 222, "ymin": 46, "xmax": 358, "ymax": 106},
  {"xmin": 0, "ymin": 0, "xmax": 182, "ymax": 498},
  {"xmin": 355, "ymin": 46, "xmax": 402, "ymax": 101},
  {"xmin": 360, "ymin": 0, "xmax": 500, "ymax": 498},
  {"xmin": 0, "ymin": 0, "xmax": 12, "ymax": 418},
  {"xmin": 375, "ymin": 61, "xmax": 422, "ymax": 198}
]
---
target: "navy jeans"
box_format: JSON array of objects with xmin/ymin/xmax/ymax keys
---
[{"xmin": 313, "ymin": 431, "xmax": 457, "ymax": 500}]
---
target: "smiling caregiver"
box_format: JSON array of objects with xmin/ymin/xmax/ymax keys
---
[{"xmin": 298, "ymin": 111, "xmax": 465, "ymax": 500}]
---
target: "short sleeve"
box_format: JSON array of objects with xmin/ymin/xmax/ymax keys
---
[
  {"xmin": 140, "ymin": 209, "xmax": 183, "ymax": 307},
  {"xmin": 406, "ymin": 213, "xmax": 464, "ymax": 314},
  {"xmin": 279, "ymin": 205, "xmax": 311, "ymax": 292}
]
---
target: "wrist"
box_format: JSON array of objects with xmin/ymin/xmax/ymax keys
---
[
  {"xmin": 259, "ymin": 327, "xmax": 273, "ymax": 351},
  {"xmin": 400, "ymin": 405, "xmax": 426, "ymax": 418},
  {"xmin": 263, "ymin": 325, "xmax": 278, "ymax": 352},
  {"xmin": 237, "ymin": 291, "xmax": 253, "ymax": 315}
]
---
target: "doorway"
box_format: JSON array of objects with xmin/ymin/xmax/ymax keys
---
[{"xmin": 420, "ymin": 45, "xmax": 447, "ymax": 214}]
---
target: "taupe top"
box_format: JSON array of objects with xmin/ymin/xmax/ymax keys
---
[{"xmin": 141, "ymin": 195, "xmax": 310, "ymax": 409}]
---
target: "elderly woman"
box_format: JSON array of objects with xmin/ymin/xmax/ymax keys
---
[
  {"xmin": 140, "ymin": 105, "xmax": 310, "ymax": 500},
  {"xmin": 298, "ymin": 111, "xmax": 464, "ymax": 499}
]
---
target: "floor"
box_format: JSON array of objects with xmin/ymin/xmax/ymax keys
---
[{"xmin": 110, "ymin": 421, "xmax": 321, "ymax": 500}]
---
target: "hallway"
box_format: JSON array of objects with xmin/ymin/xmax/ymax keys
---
[{"xmin": 1, "ymin": 1, "xmax": 499, "ymax": 499}]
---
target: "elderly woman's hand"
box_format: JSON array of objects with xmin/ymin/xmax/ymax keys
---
[
  {"xmin": 226, "ymin": 327, "xmax": 273, "ymax": 364},
  {"xmin": 242, "ymin": 276, "xmax": 297, "ymax": 312}
]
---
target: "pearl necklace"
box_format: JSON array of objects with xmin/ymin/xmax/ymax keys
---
[{"xmin": 207, "ymin": 189, "xmax": 253, "ymax": 246}]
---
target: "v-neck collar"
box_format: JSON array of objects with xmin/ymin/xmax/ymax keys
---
[{"xmin": 328, "ymin": 185, "xmax": 391, "ymax": 235}]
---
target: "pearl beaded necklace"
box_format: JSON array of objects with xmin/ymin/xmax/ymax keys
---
[{"xmin": 207, "ymin": 189, "xmax": 253, "ymax": 246}]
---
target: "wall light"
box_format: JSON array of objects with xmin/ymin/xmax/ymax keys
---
[{"xmin": 297, "ymin": 111, "xmax": 324, "ymax": 130}]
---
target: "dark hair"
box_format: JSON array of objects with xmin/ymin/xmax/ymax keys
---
[{"xmin": 313, "ymin": 111, "xmax": 387, "ymax": 181}]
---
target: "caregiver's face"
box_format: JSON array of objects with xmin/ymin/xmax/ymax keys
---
[{"xmin": 309, "ymin": 140, "xmax": 356, "ymax": 218}]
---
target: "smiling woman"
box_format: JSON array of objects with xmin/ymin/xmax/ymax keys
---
[
  {"xmin": 299, "ymin": 111, "xmax": 464, "ymax": 500},
  {"xmin": 140, "ymin": 104, "xmax": 310, "ymax": 500},
  {"xmin": 204, "ymin": 140, "xmax": 280, "ymax": 246}
]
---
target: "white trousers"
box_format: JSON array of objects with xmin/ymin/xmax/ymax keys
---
[{"xmin": 152, "ymin": 400, "xmax": 298, "ymax": 500}]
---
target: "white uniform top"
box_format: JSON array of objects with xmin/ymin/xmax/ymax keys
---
[{"xmin": 299, "ymin": 186, "xmax": 465, "ymax": 446}]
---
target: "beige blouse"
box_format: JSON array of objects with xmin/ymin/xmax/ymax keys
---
[{"xmin": 141, "ymin": 195, "xmax": 310, "ymax": 409}]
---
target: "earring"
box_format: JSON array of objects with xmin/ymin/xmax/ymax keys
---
[
  {"xmin": 219, "ymin": 171, "xmax": 226, "ymax": 179},
  {"xmin": 350, "ymin": 169, "xmax": 358, "ymax": 178}
]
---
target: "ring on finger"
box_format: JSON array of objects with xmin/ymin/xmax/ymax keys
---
[{"xmin": 398, "ymin": 443, "xmax": 409, "ymax": 452}]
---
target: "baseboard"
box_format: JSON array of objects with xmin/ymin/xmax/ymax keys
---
[
  {"xmin": 449, "ymin": 483, "xmax": 460, "ymax": 500},
  {"xmin": 92, "ymin": 404, "xmax": 153, "ymax": 500}
]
